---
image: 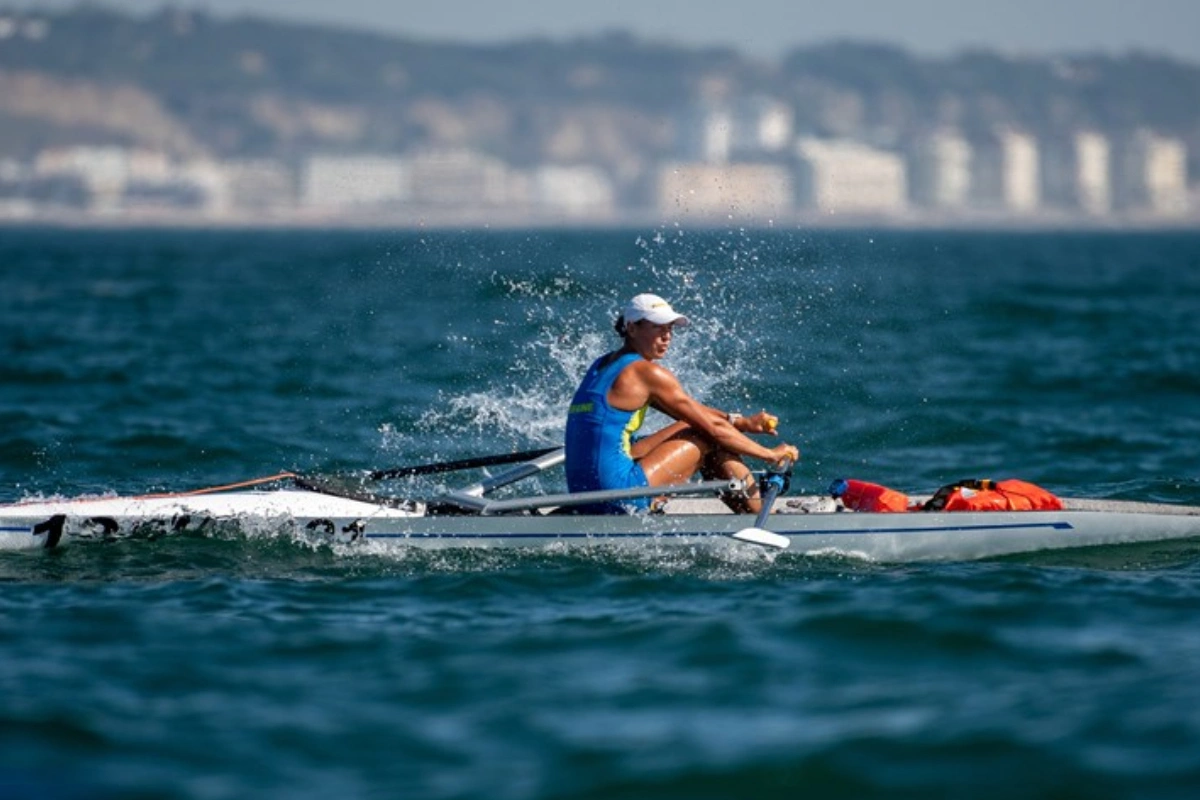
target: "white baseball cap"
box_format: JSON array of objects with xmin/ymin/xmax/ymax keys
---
[{"xmin": 622, "ymin": 293, "xmax": 690, "ymax": 327}]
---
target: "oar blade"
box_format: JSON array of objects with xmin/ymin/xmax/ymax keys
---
[
  {"xmin": 731, "ymin": 527, "xmax": 790, "ymax": 549},
  {"xmin": 730, "ymin": 458, "xmax": 793, "ymax": 550}
]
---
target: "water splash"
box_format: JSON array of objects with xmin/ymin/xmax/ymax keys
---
[{"xmin": 402, "ymin": 226, "xmax": 833, "ymax": 457}]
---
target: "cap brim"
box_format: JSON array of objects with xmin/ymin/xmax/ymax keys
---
[{"xmin": 644, "ymin": 312, "xmax": 689, "ymax": 327}]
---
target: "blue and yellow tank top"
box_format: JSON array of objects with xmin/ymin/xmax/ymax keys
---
[{"xmin": 564, "ymin": 351, "xmax": 650, "ymax": 511}]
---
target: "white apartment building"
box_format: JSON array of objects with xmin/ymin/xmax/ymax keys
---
[
  {"xmin": 794, "ymin": 137, "xmax": 907, "ymax": 215},
  {"xmin": 908, "ymin": 130, "xmax": 972, "ymax": 209},
  {"xmin": 223, "ymin": 159, "xmax": 295, "ymax": 211},
  {"xmin": 677, "ymin": 105, "xmax": 734, "ymax": 164},
  {"xmin": 970, "ymin": 130, "xmax": 1040, "ymax": 213},
  {"xmin": 678, "ymin": 97, "xmax": 794, "ymax": 164},
  {"xmin": 1112, "ymin": 130, "xmax": 1189, "ymax": 215},
  {"xmin": 407, "ymin": 149, "xmax": 521, "ymax": 208},
  {"xmin": 1041, "ymin": 131, "xmax": 1111, "ymax": 215},
  {"xmin": 533, "ymin": 165, "xmax": 615, "ymax": 218},
  {"xmin": 656, "ymin": 162, "xmax": 793, "ymax": 220},
  {"xmin": 176, "ymin": 159, "xmax": 230, "ymax": 214},
  {"xmin": 300, "ymin": 155, "xmax": 409, "ymax": 209},
  {"xmin": 33, "ymin": 146, "xmax": 221, "ymax": 213},
  {"xmin": 730, "ymin": 96, "xmax": 794, "ymax": 156},
  {"xmin": 34, "ymin": 146, "xmax": 131, "ymax": 209}
]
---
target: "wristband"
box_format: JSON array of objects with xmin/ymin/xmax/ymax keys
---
[{"xmin": 726, "ymin": 411, "xmax": 742, "ymax": 424}]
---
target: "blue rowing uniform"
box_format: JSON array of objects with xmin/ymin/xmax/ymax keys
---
[{"xmin": 564, "ymin": 352, "xmax": 650, "ymax": 513}]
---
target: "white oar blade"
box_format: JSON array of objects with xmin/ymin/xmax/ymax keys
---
[{"xmin": 731, "ymin": 527, "xmax": 790, "ymax": 550}]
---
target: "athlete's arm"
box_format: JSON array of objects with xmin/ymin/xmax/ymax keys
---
[{"xmin": 624, "ymin": 361, "xmax": 795, "ymax": 464}]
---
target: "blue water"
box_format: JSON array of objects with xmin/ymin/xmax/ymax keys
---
[{"xmin": 2, "ymin": 227, "xmax": 1200, "ymax": 798}]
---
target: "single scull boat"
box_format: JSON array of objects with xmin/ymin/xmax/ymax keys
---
[{"xmin": 3, "ymin": 448, "xmax": 1198, "ymax": 562}]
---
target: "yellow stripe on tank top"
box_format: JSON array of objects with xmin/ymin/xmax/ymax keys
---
[{"xmin": 621, "ymin": 404, "xmax": 649, "ymax": 457}]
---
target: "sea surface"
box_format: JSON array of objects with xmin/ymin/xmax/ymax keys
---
[{"xmin": 2, "ymin": 226, "xmax": 1199, "ymax": 799}]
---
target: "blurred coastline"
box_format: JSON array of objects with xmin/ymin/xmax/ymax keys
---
[{"xmin": 1, "ymin": 5, "xmax": 1198, "ymax": 230}]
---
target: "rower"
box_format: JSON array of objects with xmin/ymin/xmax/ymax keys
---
[{"xmin": 564, "ymin": 293, "xmax": 799, "ymax": 514}]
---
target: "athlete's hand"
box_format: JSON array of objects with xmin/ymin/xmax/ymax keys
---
[
  {"xmin": 769, "ymin": 444, "xmax": 800, "ymax": 467},
  {"xmin": 745, "ymin": 410, "xmax": 779, "ymax": 435}
]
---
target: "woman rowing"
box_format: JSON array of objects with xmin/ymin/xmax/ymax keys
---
[{"xmin": 564, "ymin": 293, "xmax": 800, "ymax": 514}]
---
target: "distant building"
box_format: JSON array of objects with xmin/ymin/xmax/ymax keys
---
[
  {"xmin": 969, "ymin": 130, "xmax": 1040, "ymax": 213},
  {"xmin": 120, "ymin": 150, "xmax": 215, "ymax": 213},
  {"xmin": 121, "ymin": 180, "xmax": 207, "ymax": 212},
  {"xmin": 224, "ymin": 159, "xmax": 296, "ymax": 211},
  {"xmin": 408, "ymin": 149, "xmax": 522, "ymax": 208},
  {"xmin": 31, "ymin": 146, "xmax": 218, "ymax": 214},
  {"xmin": 794, "ymin": 138, "xmax": 907, "ymax": 215},
  {"xmin": 1111, "ymin": 130, "xmax": 1188, "ymax": 216},
  {"xmin": 301, "ymin": 155, "xmax": 409, "ymax": 209},
  {"xmin": 176, "ymin": 159, "xmax": 230, "ymax": 214},
  {"xmin": 35, "ymin": 146, "xmax": 130, "ymax": 210},
  {"xmin": 730, "ymin": 96, "xmax": 793, "ymax": 157},
  {"xmin": 908, "ymin": 130, "xmax": 972, "ymax": 209},
  {"xmin": 1041, "ymin": 131, "xmax": 1111, "ymax": 215},
  {"xmin": 676, "ymin": 105, "xmax": 733, "ymax": 164},
  {"xmin": 533, "ymin": 165, "xmax": 615, "ymax": 218},
  {"xmin": 126, "ymin": 150, "xmax": 173, "ymax": 184},
  {"xmin": 656, "ymin": 162, "xmax": 793, "ymax": 220},
  {"xmin": 0, "ymin": 159, "xmax": 88, "ymax": 212},
  {"xmin": 677, "ymin": 96, "xmax": 794, "ymax": 165}
]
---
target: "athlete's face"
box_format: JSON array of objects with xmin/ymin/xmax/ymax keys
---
[{"xmin": 628, "ymin": 320, "xmax": 675, "ymax": 359}]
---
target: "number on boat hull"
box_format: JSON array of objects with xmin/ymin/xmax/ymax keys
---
[
  {"xmin": 33, "ymin": 515, "xmax": 65, "ymax": 549},
  {"xmin": 305, "ymin": 518, "xmax": 366, "ymax": 543}
]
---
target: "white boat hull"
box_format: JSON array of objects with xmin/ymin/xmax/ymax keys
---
[{"xmin": 3, "ymin": 491, "xmax": 1199, "ymax": 562}]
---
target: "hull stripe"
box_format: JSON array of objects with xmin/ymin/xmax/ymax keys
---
[{"xmin": 363, "ymin": 521, "xmax": 1076, "ymax": 540}]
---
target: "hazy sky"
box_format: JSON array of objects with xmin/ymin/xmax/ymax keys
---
[{"xmin": 12, "ymin": 0, "xmax": 1200, "ymax": 62}]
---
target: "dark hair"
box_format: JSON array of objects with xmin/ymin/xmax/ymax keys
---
[{"xmin": 614, "ymin": 314, "xmax": 628, "ymax": 338}]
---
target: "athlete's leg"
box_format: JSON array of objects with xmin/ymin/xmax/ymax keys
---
[
  {"xmin": 703, "ymin": 449, "xmax": 762, "ymax": 514},
  {"xmin": 635, "ymin": 427, "xmax": 708, "ymax": 486},
  {"xmin": 629, "ymin": 420, "xmax": 689, "ymax": 458},
  {"xmin": 633, "ymin": 424, "xmax": 762, "ymax": 513}
]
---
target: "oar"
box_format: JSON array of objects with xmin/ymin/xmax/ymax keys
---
[
  {"xmin": 732, "ymin": 459, "xmax": 793, "ymax": 549},
  {"xmin": 367, "ymin": 446, "xmax": 562, "ymax": 481}
]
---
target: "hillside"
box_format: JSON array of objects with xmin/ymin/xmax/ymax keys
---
[{"xmin": 2, "ymin": 5, "xmax": 1199, "ymax": 178}]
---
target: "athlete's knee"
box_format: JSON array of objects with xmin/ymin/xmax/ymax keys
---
[
  {"xmin": 704, "ymin": 447, "xmax": 744, "ymax": 469},
  {"xmin": 641, "ymin": 438, "xmax": 705, "ymax": 485}
]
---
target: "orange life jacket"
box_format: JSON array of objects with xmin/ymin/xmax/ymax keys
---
[
  {"xmin": 924, "ymin": 479, "xmax": 1064, "ymax": 512},
  {"xmin": 831, "ymin": 478, "xmax": 1064, "ymax": 513}
]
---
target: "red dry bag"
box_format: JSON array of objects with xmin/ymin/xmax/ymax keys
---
[{"xmin": 830, "ymin": 478, "xmax": 912, "ymax": 512}]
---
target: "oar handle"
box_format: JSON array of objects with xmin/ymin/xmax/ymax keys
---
[{"xmin": 750, "ymin": 458, "xmax": 793, "ymax": 529}]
